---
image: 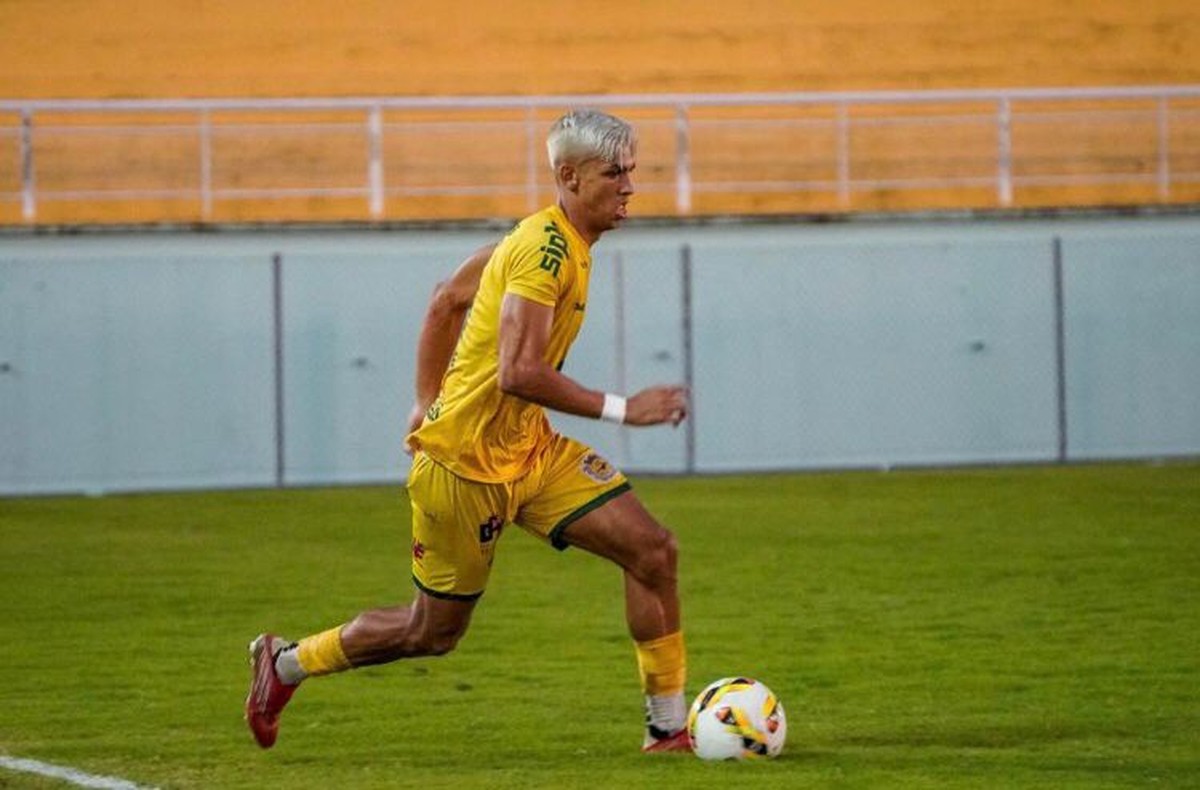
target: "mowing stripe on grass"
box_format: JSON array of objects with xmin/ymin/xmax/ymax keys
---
[{"xmin": 0, "ymin": 754, "xmax": 156, "ymax": 789}]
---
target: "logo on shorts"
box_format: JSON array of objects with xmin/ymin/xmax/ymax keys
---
[
  {"xmin": 479, "ymin": 514, "xmax": 504, "ymax": 544},
  {"xmin": 412, "ymin": 539, "xmax": 426, "ymax": 562},
  {"xmin": 580, "ymin": 452, "xmax": 617, "ymax": 483}
]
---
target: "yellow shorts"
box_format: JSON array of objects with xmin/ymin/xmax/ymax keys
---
[{"xmin": 406, "ymin": 434, "xmax": 630, "ymax": 601}]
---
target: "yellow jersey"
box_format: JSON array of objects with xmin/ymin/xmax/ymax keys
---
[{"xmin": 409, "ymin": 204, "xmax": 593, "ymax": 482}]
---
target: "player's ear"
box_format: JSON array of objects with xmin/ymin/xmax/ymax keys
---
[{"xmin": 558, "ymin": 162, "xmax": 580, "ymax": 192}]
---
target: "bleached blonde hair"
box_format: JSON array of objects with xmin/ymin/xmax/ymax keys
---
[{"xmin": 546, "ymin": 109, "xmax": 636, "ymax": 169}]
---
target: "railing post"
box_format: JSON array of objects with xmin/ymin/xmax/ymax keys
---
[
  {"xmin": 20, "ymin": 109, "xmax": 35, "ymax": 222},
  {"xmin": 997, "ymin": 97, "xmax": 1013, "ymax": 207},
  {"xmin": 199, "ymin": 108, "xmax": 213, "ymax": 221},
  {"xmin": 836, "ymin": 101, "xmax": 851, "ymax": 208},
  {"xmin": 1156, "ymin": 95, "xmax": 1170, "ymax": 202},
  {"xmin": 367, "ymin": 103, "xmax": 384, "ymax": 219},
  {"xmin": 525, "ymin": 105, "xmax": 539, "ymax": 213},
  {"xmin": 674, "ymin": 105, "xmax": 692, "ymax": 215}
]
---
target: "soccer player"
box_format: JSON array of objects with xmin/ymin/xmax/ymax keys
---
[{"xmin": 246, "ymin": 109, "xmax": 692, "ymax": 752}]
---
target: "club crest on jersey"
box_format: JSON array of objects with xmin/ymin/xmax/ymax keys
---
[{"xmin": 580, "ymin": 453, "xmax": 617, "ymax": 483}]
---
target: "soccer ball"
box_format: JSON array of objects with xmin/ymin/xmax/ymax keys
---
[{"xmin": 686, "ymin": 677, "xmax": 787, "ymax": 760}]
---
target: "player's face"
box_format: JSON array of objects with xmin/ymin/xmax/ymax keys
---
[{"xmin": 574, "ymin": 147, "xmax": 636, "ymax": 236}]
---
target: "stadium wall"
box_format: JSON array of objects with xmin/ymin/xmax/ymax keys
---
[{"xmin": 1, "ymin": 215, "xmax": 1198, "ymax": 495}]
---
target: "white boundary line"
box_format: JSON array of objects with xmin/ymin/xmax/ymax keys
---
[{"xmin": 0, "ymin": 754, "xmax": 157, "ymax": 789}]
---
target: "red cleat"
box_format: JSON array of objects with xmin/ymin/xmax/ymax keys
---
[
  {"xmin": 642, "ymin": 728, "xmax": 692, "ymax": 753},
  {"xmin": 245, "ymin": 633, "xmax": 298, "ymax": 749}
]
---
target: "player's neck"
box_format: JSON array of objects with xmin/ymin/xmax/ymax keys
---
[{"xmin": 556, "ymin": 199, "xmax": 601, "ymax": 248}]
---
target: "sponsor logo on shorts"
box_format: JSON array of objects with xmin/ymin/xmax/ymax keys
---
[
  {"xmin": 580, "ymin": 452, "xmax": 617, "ymax": 483},
  {"xmin": 479, "ymin": 514, "xmax": 504, "ymax": 543}
]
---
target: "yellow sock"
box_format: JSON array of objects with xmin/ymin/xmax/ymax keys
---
[
  {"xmin": 635, "ymin": 630, "xmax": 687, "ymax": 695},
  {"xmin": 295, "ymin": 625, "xmax": 353, "ymax": 677}
]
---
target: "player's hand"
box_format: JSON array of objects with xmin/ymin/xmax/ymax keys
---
[{"xmin": 625, "ymin": 386, "xmax": 689, "ymax": 427}]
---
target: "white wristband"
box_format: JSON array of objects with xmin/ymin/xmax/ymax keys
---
[{"xmin": 600, "ymin": 393, "xmax": 627, "ymax": 424}]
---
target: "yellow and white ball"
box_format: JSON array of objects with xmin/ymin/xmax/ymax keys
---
[{"xmin": 687, "ymin": 677, "xmax": 787, "ymax": 760}]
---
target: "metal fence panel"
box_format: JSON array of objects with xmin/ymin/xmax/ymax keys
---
[{"xmin": 2, "ymin": 87, "xmax": 1199, "ymax": 224}]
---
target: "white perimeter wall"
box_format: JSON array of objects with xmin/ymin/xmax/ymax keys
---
[{"xmin": 1, "ymin": 216, "xmax": 1197, "ymax": 494}]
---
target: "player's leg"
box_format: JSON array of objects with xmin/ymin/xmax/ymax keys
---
[
  {"xmin": 339, "ymin": 591, "xmax": 475, "ymax": 665},
  {"xmin": 284, "ymin": 591, "xmax": 476, "ymax": 678},
  {"xmin": 562, "ymin": 491, "xmax": 690, "ymax": 751},
  {"xmin": 280, "ymin": 450, "xmax": 497, "ymax": 674},
  {"xmin": 561, "ymin": 491, "xmax": 680, "ymax": 640},
  {"xmin": 245, "ymin": 594, "xmax": 474, "ymax": 749},
  {"xmin": 516, "ymin": 438, "xmax": 688, "ymax": 751},
  {"xmin": 246, "ymin": 453, "xmax": 501, "ymax": 748}
]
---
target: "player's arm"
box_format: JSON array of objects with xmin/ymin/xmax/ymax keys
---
[
  {"xmin": 406, "ymin": 243, "xmax": 496, "ymax": 435},
  {"xmin": 497, "ymin": 293, "xmax": 688, "ymax": 426}
]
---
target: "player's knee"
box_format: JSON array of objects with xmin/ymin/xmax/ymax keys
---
[
  {"xmin": 422, "ymin": 631, "xmax": 462, "ymax": 657},
  {"xmin": 635, "ymin": 526, "xmax": 678, "ymax": 585},
  {"xmin": 410, "ymin": 622, "xmax": 465, "ymax": 657}
]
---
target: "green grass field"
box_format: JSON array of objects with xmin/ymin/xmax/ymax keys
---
[{"xmin": 2, "ymin": 462, "xmax": 1198, "ymax": 789}]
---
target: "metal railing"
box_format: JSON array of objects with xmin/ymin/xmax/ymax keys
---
[{"xmin": 2, "ymin": 86, "xmax": 1199, "ymax": 224}]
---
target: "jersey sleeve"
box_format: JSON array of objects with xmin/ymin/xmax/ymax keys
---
[{"xmin": 504, "ymin": 232, "xmax": 565, "ymax": 307}]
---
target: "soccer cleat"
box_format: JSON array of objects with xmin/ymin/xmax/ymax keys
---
[
  {"xmin": 642, "ymin": 726, "xmax": 692, "ymax": 753},
  {"xmin": 245, "ymin": 633, "xmax": 299, "ymax": 749}
]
